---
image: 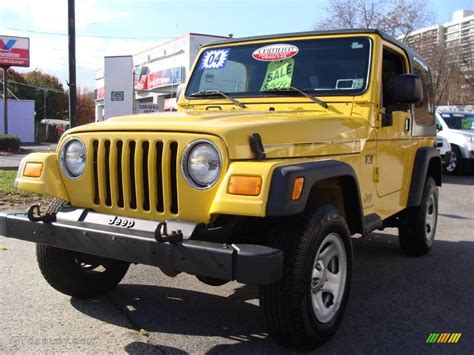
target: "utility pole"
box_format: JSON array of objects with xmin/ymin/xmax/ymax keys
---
[
  {"xmin": 2, "ymin": 66, "xmax": 9, "ymax": 134},
  {"xmin": 44, "ymin": 90, "xmax": 48, "ymax": 141},
  {"xmin": 68, "ymin": 0, "xmax": 77, "ymax": 128}
]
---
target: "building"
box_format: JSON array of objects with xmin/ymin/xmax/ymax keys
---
[
  {"xmin": 404, "ymin": 9, "xmax": 474, "ymax": 105},
  {"xmin": 94, "ymin": 33, "xmax": 228, "ymax": 121}
]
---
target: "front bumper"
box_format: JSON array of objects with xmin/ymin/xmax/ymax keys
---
[{"xmin": 0, "ymin": 209, "xmax": 283, "ymax": 285}]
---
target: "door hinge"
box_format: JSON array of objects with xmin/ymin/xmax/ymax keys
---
[{"xmin": 373, "ymin": 167, "xmax": 379, "ymax": 183}]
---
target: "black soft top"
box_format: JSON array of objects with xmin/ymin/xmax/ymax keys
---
[{"xmin": 205, "ymin": 28, "xmax": 426, "ymax": 68}]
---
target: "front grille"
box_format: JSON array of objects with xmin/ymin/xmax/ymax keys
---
[{"xmin": 92, "ymin": 138, "xmax": 179, "ymax": 215}]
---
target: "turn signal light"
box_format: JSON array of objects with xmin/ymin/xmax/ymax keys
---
[
  {"xmin": 292, "ymin": 177, "xmax": 305, "ymax": 200},
  {"xmin": 228, "ymin": 175, "xmax": 262, "ymax": 196},
  {"xmin": 23, "ymin": 162, "xmax": 43, "ymax": 178}
]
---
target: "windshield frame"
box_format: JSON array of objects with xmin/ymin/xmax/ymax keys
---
[{"xmin": 185, "ymin": 35, "xmax": 373, "ymax": 100}]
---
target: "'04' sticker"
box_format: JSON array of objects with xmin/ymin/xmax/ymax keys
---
[{"xmin": 199, "ymin": 48, "xmax": 231, "ymax": 70}]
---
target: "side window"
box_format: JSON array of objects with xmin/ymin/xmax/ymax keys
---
[
  {"xmin": 381, "ymin": 48, "xmax": 407, "ymax": 126},
  {"xmin": 413, "ymin": 57, "xmax": 434, "ymax": 125}
]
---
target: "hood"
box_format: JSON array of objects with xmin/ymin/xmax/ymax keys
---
[
  {"xmin": 451, "ymin": 129, "xmax": 474, "ymax": 137},
  {"xmin": 68, "ymin": 110, "xmax": 368, "ymax": 159}
]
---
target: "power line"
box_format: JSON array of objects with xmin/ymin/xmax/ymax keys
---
[
  {"xmin": 0, "ymin": 80, "xmax": 65, "ymax": 94},
  {"xmin": 3, "ymin": 27, "xmax": 170, "ymax": 40}
]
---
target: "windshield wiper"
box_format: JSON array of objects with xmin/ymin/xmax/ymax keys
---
[
  {"xmin": 263, "ymin": 87, "xmax": 328, "ymax": 109},
  {"xmin": 189, "ymin": 90, "xmax": 246, "ymax": 108}
]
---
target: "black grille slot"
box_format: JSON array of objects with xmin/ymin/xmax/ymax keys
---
[
  {"xmin": 93, "ymin": 140, "xmax": 99, "ymax": 204},
  {"xmin": 104, "ymin": 140, "xmax": 111, "ymax": 206},
  {"xmin": 116, "ymin": 141, "xmax": 124, "ymax": 208},
  {"xmin": 129, "ymin": 141, "xmax": 137, "ymax": 209},
  {"xmin": 156, "ymin": 142, "xmax": 164, "ymax": 212},
  {"xmin": 142, "ymin": 141, "xmax": 150, "ymax": 211},
  {"xmin": 170, "ymin": 141, "xmax": 179, "ymax": 214}
]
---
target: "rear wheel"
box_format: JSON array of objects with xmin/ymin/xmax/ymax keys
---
[
  {"xmin": 398, "ymin": 177, "xmax": 438, "ymax": 256},
  {"xmin": 36, "ymin": 245, "xmax": 130, "ymax": 299},
  {"xmin": 259, "ymin": 204, "xmax": 352, "ymax": 350}
]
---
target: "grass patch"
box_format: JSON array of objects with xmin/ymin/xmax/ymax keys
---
[
  {"xmin": 0, "ymin": 170, "xmax": 17, "ymax": 194},
  {"xmin": 0, "ymin": 170, "xmax": 52, "ymax": 212}
]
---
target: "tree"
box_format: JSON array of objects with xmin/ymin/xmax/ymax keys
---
[
  {"xmin": 76, "ymin": 87, "xmax": 95, "ymax": 126},
  {"xmin": 315, "ymin": 0, "xmax": 433, "ymax": 41},
  {"xmin": 23, "ymin": 69, "xmax": 68, "ymax": 121},
  {"xmin": 429, "ymin": 45, "xmax": 474, "ymax": 106},
  {"xmin": 4, "ymin": 68, "xmax": 29, "ymax": 99}
]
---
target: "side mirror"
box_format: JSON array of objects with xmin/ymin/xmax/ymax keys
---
[
  {"xmin": 393, "ymin": 74, "xmax": 423, "ymax": 104},
  {"xmin": 176, "ymin": 83, "xmax": 185, "ymax": 101},
  {"xmin": 436, "ymin": 123, "xmax": 442, "ymax": 131}
]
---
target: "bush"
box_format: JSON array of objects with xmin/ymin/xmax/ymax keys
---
[{"xmin": 0, "ymin": 135, "xmax": 21, "ymax": 151}]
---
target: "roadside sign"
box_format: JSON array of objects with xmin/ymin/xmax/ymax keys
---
[
  {"xmin": 137, "ymin": 103, "xmax": 161, "ymax": 113},
  {"xmin": 0, "ymin": 35, "xmax": 30, "ymax": 67}
]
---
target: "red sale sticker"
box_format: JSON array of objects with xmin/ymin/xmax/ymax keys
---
[{"xmin": 252, "ymin": 44, "xmax": 299, "ymax": 61}]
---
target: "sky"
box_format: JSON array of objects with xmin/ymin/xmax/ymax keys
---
[{"xmin": 0, "ymin": 0, "xmax": 473, "ymax": 89}]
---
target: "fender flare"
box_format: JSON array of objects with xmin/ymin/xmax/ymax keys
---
[
  {"xmin": 266, "ymin": 160, "xmax": 365, "ymax": 234},
  {"xmin": 407, "ymin": 147, "xmax": 442, "ymax": 207}
]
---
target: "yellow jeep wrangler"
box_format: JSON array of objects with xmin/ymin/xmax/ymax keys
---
[{"xmin": 0, "ymin": 29, "xmax": 441, "ymax": 349}]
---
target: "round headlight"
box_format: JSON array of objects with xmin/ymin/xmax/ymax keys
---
[
  {"xmin": 182, "ymin": 140, "xmax": 222, "ymax": 189},
  {"xmin": 60, "ymin": 138, "xmax": 86, "ymax": 179}
]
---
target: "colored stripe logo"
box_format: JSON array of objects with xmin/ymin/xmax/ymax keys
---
[
  {"xmin": 426, "ymin": 333, "xmax": 462, "ymax": 344},
  {"xmin": 0, "ymin": 39, "xmax": 17, "ymax": 51}
]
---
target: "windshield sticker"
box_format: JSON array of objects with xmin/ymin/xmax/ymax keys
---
[
  {"xmin": 336, "ymin": 78, "xmax": 364, "ymax": 90},
  {"xmin": 461, "ymin": 118, "xmax": 473, "ymax": 129},
  {"xmin": 199, "ymin": 48, "xmax": 231, "ymax": 70},
  {"xmin": 252, "ymin": 44, "xmax": 299, "ymax": 61},
  {"xmin": 351, "ymin": 42, "xmax": 364, "ymax": 49},
  {"xmin": 260, "ymin": 58, "xmax": 295, "ymax": 91}
]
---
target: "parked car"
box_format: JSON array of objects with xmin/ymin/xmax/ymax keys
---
[
  {"xmin": 436, "ymin": 135, "xmax": 453, "ymax": 172},
  {"xmin": 436, "ymin": 111, "xmax": 474, "ymax": 174}
]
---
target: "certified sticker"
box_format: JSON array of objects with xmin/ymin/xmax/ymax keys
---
[{"xmin": 252, "ymin": 44, "xmax": 299, "ymax": 61}]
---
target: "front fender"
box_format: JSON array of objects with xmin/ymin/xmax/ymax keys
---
[
  {"xmin": 15, "ymin": 153, "xmax": 70, "ymax": 201},
  {"xmin": 210, "ymin": 160, "xmax": 279, "ymax": 217}
]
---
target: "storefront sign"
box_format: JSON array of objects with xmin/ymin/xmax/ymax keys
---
[
  {"xmin": 135, "ymin": 66, "xmax": 184, "ymax": 90},
  {"xmin": 0, "ymin": 35, "xmax": 30, "ymax": 67},
  {"xmin": 137, "ymin": 103, "xmax": 160, "ymax": 113}
]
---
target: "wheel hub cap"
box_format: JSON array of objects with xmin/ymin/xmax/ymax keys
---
[
  {"xmin": 425, "ymin": 194, "xmax": 437, "ymax": 242},
  {"xmin": 310, "ymin": 233, "xmax": 347, "ymax": 323}
]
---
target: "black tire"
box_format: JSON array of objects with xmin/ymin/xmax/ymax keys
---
[
  {"xmin": 398, "ymin": 177, "xmax": 438, "ymax": 256},
  {"xmin": 259, "ymin": 204, "xmax": 352, "ymax": 350},
  {"xmin": 36, "ymin": 245, "xmax": 130, "ymax": 299},
  {"xmin": 445, "ymin": 145, "xmax": 464, "ymax": 175}
]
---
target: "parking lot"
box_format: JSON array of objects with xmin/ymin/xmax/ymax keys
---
[{"xmin": 0, "ymin": 173, "xmax": 473, "ymax": 354}]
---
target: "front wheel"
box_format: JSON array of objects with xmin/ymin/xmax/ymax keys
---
[
  {"xmin": 259, "ymin": 204, "xmax": 352, "ymax": 350},
  {"xmin": 398, "ymin": 177, "xmax": 438, "ymax": 256},
  {"xmin": 445, "ymin": 145, "xmax": 464, "ymax": 175},
  {"xmin": 36, "ymin": 245, "xmax": 130, "ymax": 299}
]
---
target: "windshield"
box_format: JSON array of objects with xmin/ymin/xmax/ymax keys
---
[
  {"xmin": 440, "ymin": 113, "xmax": 474, "ymax": 130},
  {"xmin": 185, "ymin": 37, "xmax": 372, "ymax": 98}
]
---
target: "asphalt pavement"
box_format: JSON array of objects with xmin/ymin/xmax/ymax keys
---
[
  {"xmin": 0, "ymin": 174, "xmax": 473, "ymax": 354},
  {"xmin": 0, "ymin": 143, "xmax": 56, "ymax": 170}
]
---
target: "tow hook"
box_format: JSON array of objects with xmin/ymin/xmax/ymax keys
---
[
  {"xmin": 26, "ymin": 198, "xmax": 67, "ymax": 223},
  {"xmin": 27, "ymin": 205, "xmax": 56, "ymax": 223},
  {"xmin": 154, "ymin": 222, "xmax": 183, "ymax": 243}
]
